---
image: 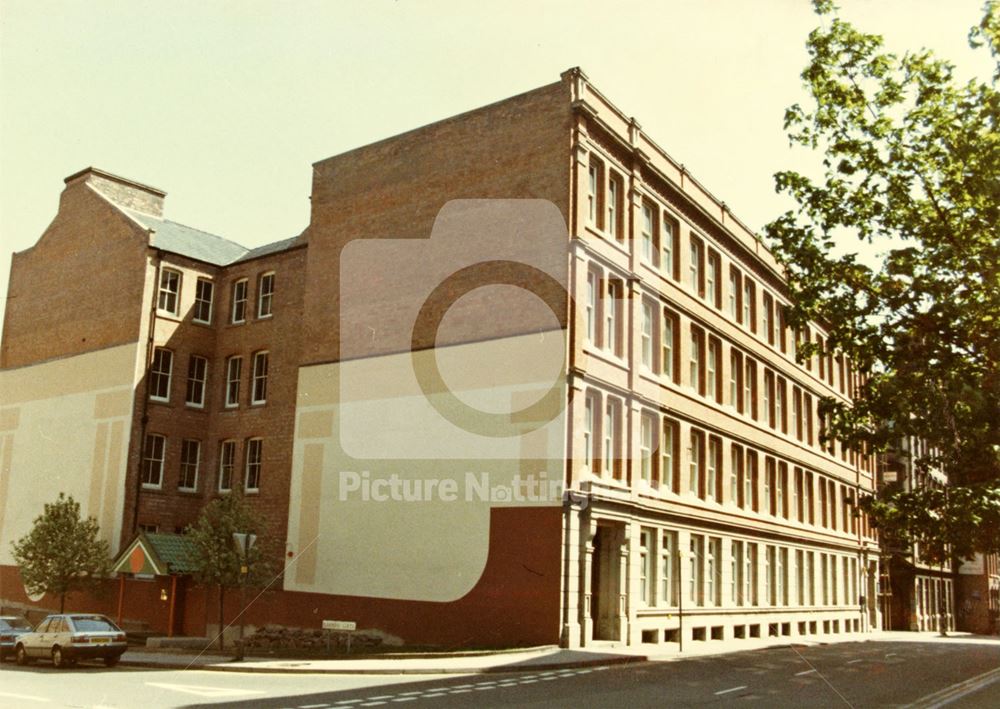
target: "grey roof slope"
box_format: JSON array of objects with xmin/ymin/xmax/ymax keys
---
[
  {"xmin": 126, "ymin": 209, "xmax": 250, "ymax": 265},
  {"xmin": 232, "ymin": 235, "xmax": 301, "ymax": 264}
]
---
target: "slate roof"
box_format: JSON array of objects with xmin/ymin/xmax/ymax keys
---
[{"xmin": 124, "ymin": 209, "xmax": 301, "ymax": 266}]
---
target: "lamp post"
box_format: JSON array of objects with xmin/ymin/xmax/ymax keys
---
[{"xmin": 232, "ymin": 532, "xmax": 256, "ymax": 661}]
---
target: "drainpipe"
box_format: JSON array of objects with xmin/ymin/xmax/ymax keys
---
[{"xmin": 131, "ymin": 247, "xmax": 161, "ymax": 535}]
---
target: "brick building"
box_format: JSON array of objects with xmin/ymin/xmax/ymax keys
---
[{"xmin": 0, "ymin": 68, "xmax": 882, "ymax": 648}]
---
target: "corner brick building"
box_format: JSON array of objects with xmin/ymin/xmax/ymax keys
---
[{"xmin": 1, "ymin": 68, "xmax": 884, "ymax": 648}]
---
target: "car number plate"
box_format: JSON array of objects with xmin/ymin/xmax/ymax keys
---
[{"xmin": 92, "ymin": 637, "xmax": 110, "ymax": 644}]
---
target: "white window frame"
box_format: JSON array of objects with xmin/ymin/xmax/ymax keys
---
[
  {"xmin": 251, "ymin": 351, "xmax": 269, "ymax": 405},
  {"xmin": 225, "ymin": 356, "xmax": 242, "ymax": 408},
  {"xmin": 641, "ymin": 302, "xmax": 654, "ymax": 371},
  {"xmin": 193, "ymin": 278, "xmax": 214, "ymax": 324},
  {"xmin": 231, "ymin": 279, "xmax": 248, "ymax": 324},
  {"xmin": 178, "ymin": 439, "xmax": 200, "ymax": 491},
  {"xmin": 185, "ymin": 355, "xmax": 208, "ymax": 408},
  {"xmin": 245, "ymin": 437, "xmax": 263, "ymax": 492},
  {"xmin": 219, "ymin": 440, "xmax": 236, "ymax": 492},
  {"xmin": 157, "ymin": 268, "xmax": 181, "ymax": 316},
  {"xmin": 149, "ymin": 348, "xmax": 173, "ymax": 402},
  {"xmin": 257, "ymin": 272, "xmax": 275, "ymax": 318},
  {"xmin": 141, "ymin": 433, "xmax": 165, "ymax": 489}
]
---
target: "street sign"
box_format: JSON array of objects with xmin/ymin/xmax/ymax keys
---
[{"xmin": 322, "ymin": 620, "xmax": 356, "ymax": 631}]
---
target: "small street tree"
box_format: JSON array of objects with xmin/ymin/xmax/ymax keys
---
[
  {"xmin": 11, "ymin": 493, "xmax": 112, "ymax": 612},
  {"xmin": 765, "ymin": 1, "xmax": 1000, "ymax": 561},
  {"xmin": 185, "ymin": 486, "xmax": 274, "ymax": 650}
]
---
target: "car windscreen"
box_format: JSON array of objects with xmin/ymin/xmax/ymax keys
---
[
  {"xmin": 72, "ymin": 618, "xmax": 119, "ymax": 632},
  {"xmin": 0, "ymin": 618, "xmax": 32, "ymax": 630}
]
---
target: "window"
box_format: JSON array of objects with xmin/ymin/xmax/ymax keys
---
[
  {"xmin": 796, "ymin": 549, "xmax": 806, "ymax": 605},
  {"xmin": 689, "ymin": 237, "xmax": 704, "ymax": 295},
  {"xmin": 765, "ymin": 457, "xmax": 776, "ymax": 515},
  {"xmin": 251, "ymin": 351, "xmax": 269, "ymax": 404},
  {"xmin": 149, "ymin": 348, "xmax": 173, "ymax": 402},
  {"xmin": 604, "ymin": 278, "xmax": 622, "ymax": 357},
  {"xmin": 743, "ymin": 278, "xmax": 756, "ymax": 332},
  {"xmin": 583, "ymin": 393, "xmax": 597, "ymax": 472},
  {"xmin": 178, "ymin": 439, "xmax": 200, "ymax": 491},
  {"xmin": 231, "ymin": 279, "xmax": 248, "ymax": 323},
  {"xmin": 141, "ymin": 434, "xmax": 165, "ymax": 488},
  {"xmin": 745, "ymin": 543, "xmax": 758, "ymax": 605},
  {"xmin": 806, "ymin": 551, "xmax": 815, "ymax": 605},
  {"xmin": 586, "ymin": 270, "xmax": 598, "ymax": 344},
  {"xmin": 804, "ymin": 393, "xmax": 814, "ymax": 445},
  {"xmin": 729, "ymin": 268, "xmax": 741, "ymax": 320},
  {"xmin": 662, "ymin": 309, "xmax": 679, "ymax": 382},
  {"xmin": 640, "ymin": 203, "xmax": 656, "ymax": 265},
  {"xmin": 745, "ymin": 451, "xmax": 759, "ymax": 511},
  {"xmin": 660, "ymin": 531, "xmax": 676, "ymax": 606},
  {"xmin": 778, "ymin": 304, "xmax": 788, "ymax": 353},
  {"xmin": 185, "ymin": 355, "xmax": 208, "ymax": 408},
  {"xmin": 641, "ymin": 302, "xmax": 654, "ymax": 371},
  {"xmin": 587, "ymin": 161, "xmax": 600, "ymax": 226},
  {"xmin": 603, "ymin": 398, "xmax": 621, "ymax": 479},
  {"xmin": 776, "ymin": 377, "xmax": 787, "ymax": 433},
  {"xmin": 804, "ymin": 471, "xmax": 814, "ymax": 524},
  {"xmin": 730, "ymin": 444, "xmax": 742, "ymax": 505},
  {"xmin": 640, "ymin": 414, "xmax": 656, "ymax": 485},
  {"xmin": 766, "ymin": 546, "xmax": 776, "ymax": 605},
  {"xmin": 219, "ymin": 440, "xmax": 236, "ymax": 492},
  {"xmin": 689, "ymin": 429, "xmax": 704, "ymax": 497},
  {"xmin": 662, "ymin": 418, "xmax": 678, "ymax": 492},
  {"xmin": 706, "ymin": 250, "xmax": 721, "ymax": 308},
  {"xmin": 706, "ymin": 336, "xmax": 721, "ymax": 403},
  {"xmin": 793, "ymin": 387, "xmax": 802, "ymax": 440},
  {"xmin": 706, "ymin": 437, "xmax": 721, "ymax": 501},
  {"xmin": 607, "ymin": 174, "xmax": 623, "ymax": 240},
  {"xmin": 744, "ymin": 357, "xmax": 757, "ymax": 419},
  {"xmin": 257, "ymin": 272, "xmax": 275, "ymax": 318},
  {"xmin": 639, "ymin": 528, "xmax": 652, "ymax": 605},
  {"xmin": 690, "ymin": 535, "xmax": 704, "ymax": 605},
  {"xmin": 245, "ymin": 438, "xmax": 263, "ymax": 491},
  {"xmin": 157, "ymin": 268, "xmax": 181, "ymax": 316},
  {"xmin": 730, "ymin": 349, "xmax": 743, "ymax": 412},
  {"xmin": 793, "ymin": 468, "xmax": 803, "ymax": 522},
  {"xmin": 194, "ymin": 278, "xmax": 214, "ymax": 323},
  {"xmin": 690, "ymin": 326, "xmax": 704, "ymax": 394},
  {"xmin": 225, "ymin": 356, "xmax": 242, "ymax": 408},
  {"xmin": 662, "ymin": 215, "xmax": 679, "ymax": 279},
  {"xmin": 707, "ymin": 537, "xmax": 721, "ymax": 605},
  {"xmin": 777, "ymin": 462, "xmax": 788, "ymax": 518},
  {"xmin": 732, "ymin": 541, "xmax": 744, "ymax": 605},
  {"xmin": 764, "ymin": 370, "xmax": 774, "ymax": 428},
  {"xmin": 762, "ymin": 292, "xmax": 774, "ymax": 345},
  {"xmin": 778, "ymin": 548, "xmax": 788, "ymax": 605}
]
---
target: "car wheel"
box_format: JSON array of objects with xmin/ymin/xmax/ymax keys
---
[
  {"xmin": 104, "ymin": 655, "xmax": 120, "ymax": 668},
  {"xmin": 16, "ymin": 644, "xmax": 31, "ymax": 666},
  {"xmin": 51, "ymin": 646, "xmax": 66, "ymax": 669}
]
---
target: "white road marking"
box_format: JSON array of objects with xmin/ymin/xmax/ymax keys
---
[
  {"xmin": 847, "ymin": 659, "xmax": 863, "ymax": 664},
  {"xmin": 474, "ymin": 686, "xmax": 496, "ymax": 691},
  {"xmin": 300, "ymin": 704, "xmax": 330, "ymax": 708},
  {"xmin": 0, "ymin": 692, "xmax": 50, "ymax": 703},
  {"xmin": 145, "ymin": 682, "xmax": 266, "ymax": 698},
  {"xmin": 520, "ymin": 679, "xmax": 539, "ymax": 684},
  {"xmin": 796, "ymin": 669, "xmax": 818, "ymax": 676},
  {"xmin": 359, "ymin": 703, "xmax": 386, "ymax": 707},
  {"xmin": 398, "ymin": 691, "xmax": 424, "ymax": 696},
  {"xmin": 422, "ymin": 693, "xmax": 446, "ymax": 698},
  {"xmin": 715, "ymin": 685, "xmax": 748, "ymax": 695},
  {"xmin": 390, "ymin": 698, "xmax": 416, "ymax": 703}
]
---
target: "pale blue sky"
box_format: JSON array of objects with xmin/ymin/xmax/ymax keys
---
[{"xmin": 0, "ymin": 0, "xmax": 992, "ymax": 333}]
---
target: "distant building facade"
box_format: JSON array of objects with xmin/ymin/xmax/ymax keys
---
[{"xmin": 0, "ymin": 69, "xmax": 881, "ymax": 648}]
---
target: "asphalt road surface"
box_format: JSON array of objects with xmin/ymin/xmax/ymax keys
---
[{"xmin": 2, "ymin": 640, "xmax": 999, "ymax": 708}]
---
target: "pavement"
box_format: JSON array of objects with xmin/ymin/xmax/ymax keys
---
[{"xmin": 118, "ymin": 629, "xmax": 999, "ymax": 675}]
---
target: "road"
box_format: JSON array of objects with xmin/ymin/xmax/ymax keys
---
[{"xmin": 2, "ymin": 640, "xmax": 999, "ymax": 708}]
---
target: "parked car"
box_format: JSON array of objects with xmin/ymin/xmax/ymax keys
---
[
  {"xmin": 0, "ymin": 616, "xmax": 34, "ymax": 660},
  {"xmin": 15, "ymin": 613, "xmax": 127, "ymax": 668}
]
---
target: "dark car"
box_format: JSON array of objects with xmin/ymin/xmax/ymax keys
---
[
  {"xmin": 0, "ymin": 616, "xmax": 33, "ymax": 660},
  {"xmin": 15, "ymin": 613, "xmax": 127, "ymax": 668}
]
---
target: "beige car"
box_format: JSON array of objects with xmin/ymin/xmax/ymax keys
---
[{"xmin": 15, "ymin": 613, "xmax": 127, "ymax": 668}]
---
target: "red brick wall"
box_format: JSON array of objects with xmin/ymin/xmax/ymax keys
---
[{"xmin": 1, "ymin": 182, "xmax": 148, "ymax": 368}]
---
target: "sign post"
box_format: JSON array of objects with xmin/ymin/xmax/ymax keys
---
[{"xmin": 322, "ymin": 620, "xmax": 357, "ymax": 654}]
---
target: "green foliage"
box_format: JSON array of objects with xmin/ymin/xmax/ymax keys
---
[
  {"xmin": 766, "ymin": 2, "xmax": 1000, "ymax": 559},
  {"xmin": 10, "ymin": 493, "xmax": 112, "ymax": 612},
  {"xmin": 185, "ymin": 486, "xmax": 274, "ymax": 590}
]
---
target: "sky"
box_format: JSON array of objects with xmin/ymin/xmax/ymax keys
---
[{"xmin": 0, "ymin": 0, "xmax": 993, "ymax": 334}]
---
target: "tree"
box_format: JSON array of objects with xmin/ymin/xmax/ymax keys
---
[
  {"xmin": 10, "ymin": 493, "xmax": 112, "ymax": 612},
  {"xmin": 765, "ymin": 1, "xmax": 1000, "ymax": 562},
  {"xmin": 185, "ymin": 486, "xmax": 274, "ymax": 650}
]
